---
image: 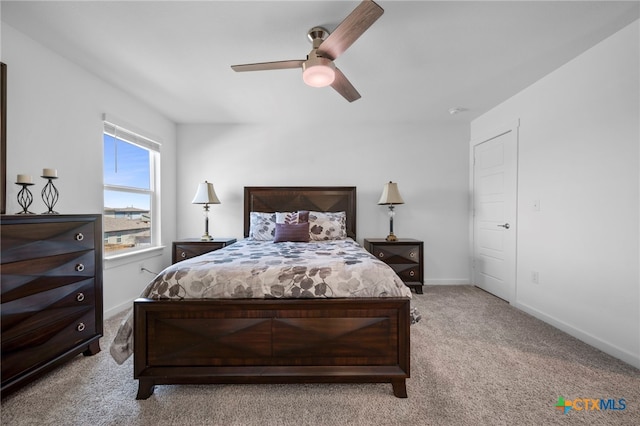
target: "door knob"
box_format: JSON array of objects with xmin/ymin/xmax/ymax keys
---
[{"xmin": 497, "ymin": 223, "xmax": 510, "ymax": 229}]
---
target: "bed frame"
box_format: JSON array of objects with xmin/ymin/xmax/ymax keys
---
[{"xmin": 134, "ymin": 186, "xmax": 410, "ymax": 399}]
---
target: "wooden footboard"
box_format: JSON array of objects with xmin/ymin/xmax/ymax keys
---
[{"xmin": 133, "ymin": 297, "xmax": 410, "ymax": 399}]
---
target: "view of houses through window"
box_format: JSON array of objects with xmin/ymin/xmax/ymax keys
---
[{"xmin": 103, "ymin": 120, "xmax": 159, "ymax": 255}]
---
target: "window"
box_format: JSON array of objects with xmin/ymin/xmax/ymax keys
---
[{"xmin": 103, "ymin": 118, "xmax": 160, "ymax": 256}]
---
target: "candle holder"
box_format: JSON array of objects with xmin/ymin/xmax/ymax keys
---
[
  {"xmin": 15, "ymin": 182, "xmax": 35, "ymax": 214},
  {"xmin": 41, "ymin": 176, "xmax": 60, "ymax": 214}
]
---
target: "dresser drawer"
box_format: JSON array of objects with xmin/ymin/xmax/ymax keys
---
[
  {"xmin": 1, "ymin": 250, "xmax": 96, "ymax": 303},
  {"xmin": 1, "ymin": 279, "xmax": 96, "ymax": 340},
  {"xmin": 2, "ymin": 277, "xmax": 97, "ymax": 383},
  {"xmin": 1, "ymin": 308, "xmax": 96, "ymax": 383},
  {"xmin": 1, "ymin": 221, "xmax": 96, "ymax": 263}
]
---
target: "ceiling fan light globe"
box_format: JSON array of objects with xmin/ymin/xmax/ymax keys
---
[
  {"xmin": 303, "ymin": 65, "xmax": 335, "ymax": 87},
  {"xmin": 302, "ymin": 55, "xmax": 336, "ymax": 88}
]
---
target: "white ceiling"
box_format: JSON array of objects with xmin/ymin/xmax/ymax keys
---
[{"xmin": 2, "ymin": 1, "xmax": 638, "ymax": 124}]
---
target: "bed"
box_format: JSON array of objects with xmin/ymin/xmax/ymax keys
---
[{"xmin": 112, "ymin": 186, "xmax": 414, "ymax": 399}]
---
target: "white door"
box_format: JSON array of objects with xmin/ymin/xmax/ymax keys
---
[{"xmin": 472, "ymin": 125, "xmax": 518, "ymax": 302}]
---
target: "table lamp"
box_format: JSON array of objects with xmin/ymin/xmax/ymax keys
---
[
  {"xmin": 378, "ymin": 181, "xmax": 404, "ymax": 241},
  {"xmin": 192, "ymin": 181, "xmax": 221, "ymax": 241}
]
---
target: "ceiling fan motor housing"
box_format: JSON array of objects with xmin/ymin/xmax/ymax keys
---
[{"xmin": 307, "ymin": 26, "xmax": 330, "ymax": 47}]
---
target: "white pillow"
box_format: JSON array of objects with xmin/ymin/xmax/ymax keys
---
[
  {"xmin": 308, "ymin": 211, "xmax": 347, "ymax": 240},
  {"xmin": 249, "ymin": 212, "xmax": 276, "ymax": 240}
]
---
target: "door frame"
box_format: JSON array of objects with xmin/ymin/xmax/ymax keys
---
[{"xmin": 469, "ymin": 119, "xmax": 520, "ymax": 302}]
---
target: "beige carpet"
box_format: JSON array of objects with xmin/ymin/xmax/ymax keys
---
[{"xmin": 2, "ymin": 285, "xmax": 639, "ymax": 425}]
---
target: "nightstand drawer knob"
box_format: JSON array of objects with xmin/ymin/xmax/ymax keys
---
[
  {"xmin": 76, "ymin": 322, "xmax": 86, "ymax": 332},
  {"xmin": 410, "ymin": 252, "xmax": 416, "ymax": 258},
  {"xmin": 410, "ymin": 271, "xmax": 415, "ymax": 277},
  {"xmin": 75, "ymin": 263, "xmax": 85, "ymax": 272},
  {"xmin": 181, "ymin": 252, "xmax": 187, "ymax": 258},
  {"xmin": 75, "ymin": 233, "xmax": 84, "ymax": 241},
  {"xmin": 378, "ymin": 253, "xmax": 384, "ymax": 258},
  {"xmin": 76, "ymin": 292, "xmax": 85, "ymax": 302}
]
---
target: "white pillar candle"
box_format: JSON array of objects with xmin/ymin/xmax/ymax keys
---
[
  {"xmin": 17, "ymin": 174, "xmax": 33, "ymax": 184},
  {"xmin": 42, "ymin": 168, "xmax": 58, "ymax": 178}
]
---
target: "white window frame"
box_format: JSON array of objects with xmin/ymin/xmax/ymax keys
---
[{"xmin": 103, "ymin": 115, "xmax": 161, "ymax": 260}]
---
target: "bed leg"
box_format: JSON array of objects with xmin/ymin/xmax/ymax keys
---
[
  {"xmin": 136, "ymin": 380, "xmax": 155, "ymax": 400},
  {"xmin": 392, "ymin": 379, "xmax": 408, "ymax": 398}
]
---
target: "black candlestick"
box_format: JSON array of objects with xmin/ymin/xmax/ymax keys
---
[
  {"xmin": 41, "ymin": 176, "xmax": 59, "ymax": 214},
  {"xmin": 16, "ymin": 182, "xmax": 35, "ymax": 214}
]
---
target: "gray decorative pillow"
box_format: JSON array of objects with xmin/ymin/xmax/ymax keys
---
[
  {"xmin": 274, "ymin": 222, "xmax": 310, "ymax": 243},
  {"xmin": 308, "ymin": 211, "xmax": 347, "ymax": 240},
  {"xmin": 249, "ymin": 212, "xmax": 277, "ymax": 240}
]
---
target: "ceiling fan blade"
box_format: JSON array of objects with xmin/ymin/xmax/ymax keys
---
[
  {"xmin": 231, "ymin": 60, "xmax": 304, "ymax": 72},
  {"xmin": 331, "ymin": 68, "xmax": 361, "ymax": 102},
  {"xmin": 317, "ymin": 0, "xmax": 384, "ymax": 60}
]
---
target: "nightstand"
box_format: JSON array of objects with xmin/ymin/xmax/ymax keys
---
[
  {"xmin": 172, "ymin": 238, "xmax": 237, "ymax": 264},
  {"xmin": 364, "ymin": 238, "xmax": 424, "ymax": 294}
]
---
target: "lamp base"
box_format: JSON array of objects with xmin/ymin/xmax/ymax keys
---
[
  {"xmin": 201, "ymin": 234, "xmax": 213, "ymax": 241},
  {"xmin": 385, "ymin": 233, "xmax": 398, "ymax": 242}
]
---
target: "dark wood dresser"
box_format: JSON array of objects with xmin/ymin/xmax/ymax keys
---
[{"xmin": 1, "ymin": 214, "xmax": 103, "ymax": 397}]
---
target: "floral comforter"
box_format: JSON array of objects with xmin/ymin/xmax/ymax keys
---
[{"xmin": 110, "ymin": 238, "xmax": 418, "ymax": 364}]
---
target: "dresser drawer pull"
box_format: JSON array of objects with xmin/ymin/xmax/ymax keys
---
[
  {"xmin": 76, "ymin": 323, "xmax": 86, "ymax": 332},
  {"xmin": 410, "ymin": 252, "xmax": 416, "ymax": 258},
  {"xmin": 410, "ymin": 271, "xmax": 415, "ymax": 277},
  {"xmin": 76, "ymin": 292, "xmax": 85, "ymax": 302},
  {"xmin": 181, "ymin": 252, "xmax": 187, "ymax": 258},
  {"xmin": 75, "ymin": 233, "xmax": 84, "ymax": 241},
  {"xmin": 75, "ymin": 263, "xmax": 85, "ymax": 272}
]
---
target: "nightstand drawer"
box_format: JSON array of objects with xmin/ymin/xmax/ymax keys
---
[
  {"xmin": 174, "ymin": 243, "xmax": 225, "ymax": 261},
  {"xmin": 172, "ymin": 238, "xmax": 237, "ymax": 264},
  {"xmin": 371, "ymin": 245, "xmax": 420, "ymax": 264},
  {"xmin": 387, "ymin": 263, "xmax": 421, "ymax": 283}
]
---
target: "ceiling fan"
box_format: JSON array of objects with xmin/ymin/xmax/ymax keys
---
[{"xmin": 230, "ymin": 0, "xmax": 384, "ymax": 102}]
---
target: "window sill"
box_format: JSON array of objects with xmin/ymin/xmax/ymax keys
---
[{"xmin": 104, "ymin": 245, "xmax": 165, "ymax": 269}]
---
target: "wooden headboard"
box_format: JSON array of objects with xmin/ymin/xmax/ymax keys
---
[{"xmin": 244, "ymin": 186, "xmax": 357, "ymax": 239}]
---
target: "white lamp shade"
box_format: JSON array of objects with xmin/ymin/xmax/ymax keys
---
[
  {"xmin": 192, "ymin": 181, "xmax": 221, "ymax": 204},
  {"xmin": 378, "ymin": 181, "xmax": 404, "ymax": 205}
]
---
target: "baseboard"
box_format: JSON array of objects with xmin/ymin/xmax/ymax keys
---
[
  {"xmin": 104, "ymin": 299, "xmax": 134, "ymax": 320},
  {"xmin": 513, "ymin": 301, "xmax": 640, "ymax": 370},
  {"xmin": 423, "ymin": 279, "xmax": 470, "ymax": 285}
]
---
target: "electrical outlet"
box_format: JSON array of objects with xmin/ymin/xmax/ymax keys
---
[{"xmin": 531, "ymin": 271, "xmax": 539, "ymax": 284}]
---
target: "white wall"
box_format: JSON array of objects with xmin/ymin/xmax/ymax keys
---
[
  {"xmin": 2, "ymin": 25, "xmax": 178, "ymax": 318},
  {"xmin": 176, "ymin": 122, "xmax": 471, "ymax": 285},
  {"xmin": 2, "ymin": 21, "xmax": 470, "ymax": 319},
  {"xmin": 471, "ymin": 21, "xmax": 640, "ymax": 368}
]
